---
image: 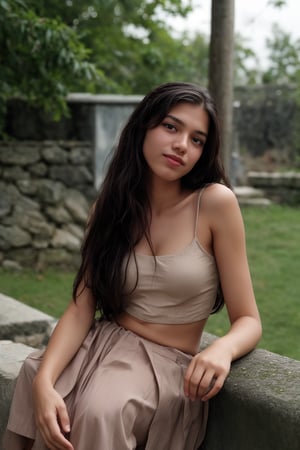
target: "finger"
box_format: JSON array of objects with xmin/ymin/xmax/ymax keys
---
[
  {"xmin": 196, "ymin": 369, "xmax": 216, "ymax": 399},
  {"xmin": 57, "ymin": 403, "xmax": 71, "ymax": 435},
  {"xmin": 184, "ymin": 364, "xmax": 205, "ymax": 401},
  {"xmin": 201, "ymin": 374, "xmax": 226, "ymax": 401},
  {"xmin": 39, "ymin": 416, "xmax": 73, "ymax": 450},
  {"xmin": 49, "ymin": 428, "xmax": 74, "ymax": 450}
]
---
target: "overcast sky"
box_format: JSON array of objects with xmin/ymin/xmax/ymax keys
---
[{"xmin": 170, "ymin": 0, "xmax": 300, "ymax": 68}]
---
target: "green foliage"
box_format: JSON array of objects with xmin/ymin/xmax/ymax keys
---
[
  {"xmin": 2, "ymin": 0, "xmax": 292, "ymax": 133},
  {"xmin": 262, "ymin": 24, "xmax": 300, "ymax": 84},
  {"xmin": 0, "ymin": 0, "xmax": 200, "ymax": 130},
  {"xmin": 260, "ymin": 24, "xmax": 300, "ymax": 166},
  {"xmin": 234, "ymin": 33, "xmax": 261, "ymax": 85},
  {"xmin": 27, "ymin": 0, "xmax": 198, "ymax": 94},
  {"xmin": 0, "ymin": 0, "xmax": 106, "ymax": 130},
  {"xmin": 267, "ymin": 0, "xmax": 287, "ymax": 7}
]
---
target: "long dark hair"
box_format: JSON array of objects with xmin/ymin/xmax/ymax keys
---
[{"xmin": 73, "ymin": 82, "xmax": 231, "ymax": 319}]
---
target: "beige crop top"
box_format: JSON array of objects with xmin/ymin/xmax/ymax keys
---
[{"xmin": 123, "ymin": 189, "xmax": 219, "ymax": 324}]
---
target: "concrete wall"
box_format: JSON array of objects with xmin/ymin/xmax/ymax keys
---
[{"xmin": 1, "ymin": 296, "xmax": 299, "ymax": 450}]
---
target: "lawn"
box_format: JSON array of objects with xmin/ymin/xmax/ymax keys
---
[
  {"xmin": 1, "ymin": 205, "xmax": 300, "ymax": 360},
  {"xmin": 205, "ymin": 204, "xmax": 300, "ymax": 360}
]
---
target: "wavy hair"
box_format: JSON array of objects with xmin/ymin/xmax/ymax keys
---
[{"xmin": 73, "ymin": 82, "xmax": 231, "ymax": 319}]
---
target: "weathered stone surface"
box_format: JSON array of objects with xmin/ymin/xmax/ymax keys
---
[
  {"xmin": 28, "ymin": 162, "xmax": 48, "ymax": 176},
  {"xmin": 2, "ymin": 166, "xmax": 30, "ymax": 181},
  {"xmin": 45, "ymin": 205, "xmax": 72, "ymax": 224},
  {"xmin": 64, "ymin": 223, "xmax": 84, "ymax": 240},
  {"xmin": 0, "ymin": 139, "xmax": 93, "ymax": 269},
  {"xmin": 14, "ymin": 333, "xmax": 47, "ymax": 348},
  {"xmin": 248, "ymin": 171, "xmax": 300, "ymax": 204},
  {"xmin": 41, "ymin": 145, "xmax": 68, "ymax": 164},
  {"xmin": 12, "ymin": 209, "xmax": 55, "ymax": 238},
  {"xmin": 0, "ymin": 293, "xmax": 55, "ymax": 340},
  {"xmin": 16, "ymin": 179, "xmax": 38, "ymax": 195},
  {"xmin": 200, "ymin": 338, "xmax": 300, "ymax": 450},
  {"xmin": 0, "ymin": 193, "xmax": 12, "ymax": 218},
  {"xmin": 0, "ymin": 225, "xmax": 31, "ymax": 248},
  {"xmin": 2, "ymin": 203, "xmax": 40, "ymax": 228},
  {"xmin": 0, "ymin": 340, "xmax": 36, "ymax": 445},
  {"xmin": 6, "ymin": 248, "xmax": 37, "ymax": 267},
  {"xmin": 0, "ymin": 182, "xmax": 20, "ymax": 201},
  {"xmin": 64, "ymin": 189, "xmax": 89, "ymax": 224},
  {"xmin": 0, "ymin": 144, "xmax": 40, "ymax": 165},
  {"xmin": 14, "ymin": 194, "xmax": 40, "ymax": 212},
  {"xmin": 36, "ymin": 179, "xmax": 64, "ymax": 204},
  {"xmin": 51, "ymin": 228, "xmax": 81, "ymax": 251},
  {"xmin": 36, "ymin": 248, "xmax": 80, "ymax": 270},
  {"xmin": 32, "ymin": 239, "xmax": 49, "ymax": 249},
  {"xmin": 68, "ymin": 145, "xmax": 92, "ymax": 164},
  {"xmin": 49, "ymin": 165, "xmax": 93, "ymax": 186},
  {"xmin": 2, "ymin": 259, "xmax": 22, "ymax": 271}
]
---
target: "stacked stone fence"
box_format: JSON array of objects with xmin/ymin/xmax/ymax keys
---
[
  {"xmin": 248, "ymin": 171, "xmax": 300, "ymax": 204},
  {"xmin": 0, "ymin": 140, "xmax": 95, "ymax": 271}
]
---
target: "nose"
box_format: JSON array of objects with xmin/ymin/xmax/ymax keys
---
[{"xmin": 172, "ymin": 133, "xmax": 188, "ymax": 154}]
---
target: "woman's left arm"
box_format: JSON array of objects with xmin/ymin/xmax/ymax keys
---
[{"xmin": 184, "ymin": 185, "xmax": 262, "ymax": 401}]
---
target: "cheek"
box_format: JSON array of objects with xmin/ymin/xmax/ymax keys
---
[
  {"xmin": 142, "ymin": 130, "xmax": 162, "ymax": 159},
  {"xmin": 190, "ymin": 148, "xmax": 204, "ymax": 165}
]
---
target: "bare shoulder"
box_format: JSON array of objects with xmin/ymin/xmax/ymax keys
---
[{"xmin": 201, "ymin": 183, "xmax": 238, "ymax": 211}]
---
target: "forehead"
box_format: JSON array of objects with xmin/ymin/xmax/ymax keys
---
[{"xmin": 166, "ymin": 102, "xmax": 209, "ymax": 133}]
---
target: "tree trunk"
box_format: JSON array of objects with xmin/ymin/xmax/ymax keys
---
[{"xmin": 209, "ymin": 0, "xmax": 235, "ymax": 177}]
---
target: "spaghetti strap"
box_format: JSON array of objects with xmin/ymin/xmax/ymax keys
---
[{"xmin": 194, "ymin": 188, "xmax": 205, "ymax": 237}]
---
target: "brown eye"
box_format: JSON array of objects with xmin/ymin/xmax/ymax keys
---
[
  {"xmin": 192, "ymin": 137, "xmax": 205, "ymax": 147},
  {"xmin": 163, "ymin": 122, "xmax": 176, "ymax": 131}
]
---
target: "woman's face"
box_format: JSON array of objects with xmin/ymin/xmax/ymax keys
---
[{"xmin": 143, "ymin": 102, "xmax": 209, "ymax": 184}]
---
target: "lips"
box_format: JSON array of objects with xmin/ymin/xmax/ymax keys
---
[{"xmin": 163, "ymin": 154, "xmax": 184, "ymax": 166}]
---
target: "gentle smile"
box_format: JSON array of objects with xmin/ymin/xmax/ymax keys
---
[{"xmin": 163, "ymin": 154, "xmax": 184, "ymax": 166}]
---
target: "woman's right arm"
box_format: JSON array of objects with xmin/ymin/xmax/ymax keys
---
[{"xmin": 32, "ymin": 282, "xmax": 96, "ymax": 450}]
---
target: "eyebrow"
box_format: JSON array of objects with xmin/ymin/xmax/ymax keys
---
[{"xmin": 166, "ymin": 114, "xmax": 208, "ymax": 138}]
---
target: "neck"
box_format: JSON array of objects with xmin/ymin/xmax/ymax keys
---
[{"xmin": 148, "ymin": 178, "xmax": 187, "ymax": 215}]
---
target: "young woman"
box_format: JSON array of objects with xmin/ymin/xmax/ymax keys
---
[{"xmin": 3, "ymin": 82, "xmax": 262, "ymax": 450}]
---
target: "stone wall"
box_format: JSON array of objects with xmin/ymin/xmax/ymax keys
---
[
  {"xmin": 0, "ymin": 140, "xmax": 96, "ymax": 270},
  {"xmin": 248, "ymin": 171, "xmax": 300, "ymax": 204}
]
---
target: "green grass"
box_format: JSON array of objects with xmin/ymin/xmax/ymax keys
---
[
  {"xmin": 205, "ymin": 204, "xmax": 300, "ymax": 360},
  {"xmin": 0, "ymin": 205, "xmax": 300, "ymax": 360},
  {"xmin": 0, "ymin": 269, "xmax": 74, "ymax": 317}
]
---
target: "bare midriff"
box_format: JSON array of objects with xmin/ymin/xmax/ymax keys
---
[{"xmin": 116, "ymin": 312, "xmax": 207, "ymax": 355}]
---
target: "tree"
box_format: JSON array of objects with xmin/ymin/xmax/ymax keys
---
[
  {"xmin": 262, "ymin": 24, "xmax": 300, "ymax": 84},
  {"xmin": 234, "ymin": 34, "xmax": 261, "ymax": 86},
  {"xmin": 0, "ymin": 0, "xmax": 104, "ymax": 131},
  {"xmin": 209, "ymin": 0, "xmax": 235, "ymax": 175},
  {"xmin": 23, "ymin": 1, "xmax": 194, "ymax": 94},
  {"xmin": 0, "ymin": 0, "xmax": 196, "ymax": 131}
]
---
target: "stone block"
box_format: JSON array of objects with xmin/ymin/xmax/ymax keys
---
[
  {"xmin": 0, "ymin": 293, "xmax": 55, "ymax": 343},
  {"xmin": 0, "ymin": 340, "xmax": 35, "ymax": 447}
]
